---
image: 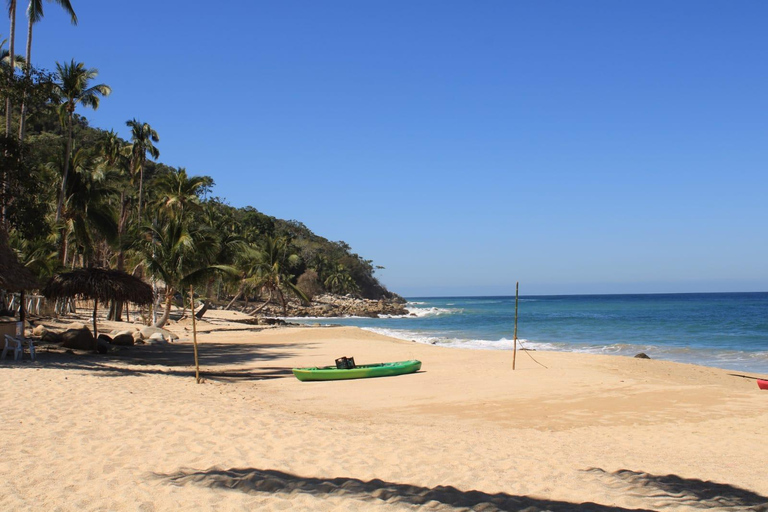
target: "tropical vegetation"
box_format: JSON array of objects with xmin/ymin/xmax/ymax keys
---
[{"xmin": 0, "ymin": 14, "xmax": 399, "ymax": 326}]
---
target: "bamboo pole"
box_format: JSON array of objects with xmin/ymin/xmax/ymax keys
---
[
  {"xmin": 513, "ymin": 282, "xmax": 519, "ymax": 370},
  {"xmin": 190, "ymin": 285, "xmax": 201, "ymax": 383}
]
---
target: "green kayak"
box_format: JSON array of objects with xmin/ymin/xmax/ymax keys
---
[{"xmin": 292, "ymin": 360, "xmax": 422, "ymax": 382}]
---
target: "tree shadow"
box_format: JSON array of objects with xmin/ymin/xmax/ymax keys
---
[
  {"xmin": 155, "ymin": 466, "xmax": 655, "ymax": 511},
  {"xmin": 4, "ymin": 341, "xmax": 309, "ymax": 381},
  {"xmin": 584, "ymin": 468, "xmax": 768, "ymax": 510}
]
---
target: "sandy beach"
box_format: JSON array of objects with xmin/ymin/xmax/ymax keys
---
[{"xmin": 2, "ymin": 310, "xmax": 767, "ymax": 511}]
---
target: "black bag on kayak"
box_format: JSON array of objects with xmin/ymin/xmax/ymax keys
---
[{"xmin": 335, "ymin": 356, "xmax": 356, "ymax": 369}]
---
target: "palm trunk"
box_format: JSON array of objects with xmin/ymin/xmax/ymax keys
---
[
  {"xmin": 154, "ymin": 291, "xmax": 173, "ymax": 328},
  {"xmin": 250, "ymin": 289, "xmax": 273, "ymax": 315},
  {"xmin": 5, "ymin": 1, "xmax": 16, "ymax": 136},
  {"xmin": 2, "ymin": 2, "xmax": 17, "ymax": 226},
  {"xmin": 194, "ymin": 300, "xmax": 210, "ymax": 319},
  {"xmin": 17, "ymin": 17, "xmax": 32, "ymax": 142},
  {"xmin": 225, "ymin": 283, "xmax": 245, "ymax": 310},
  {"xmin": 116, "ymin": 190, "xmax": 129, "ymax": 267},
  {"xmin": 277, "ymin": 289, "xmax": 287, "ymax": 315},
  {"xmin": 137, "ymin": 161, "xmax": 144, "ymax": 222},
  {"xmin": 55, "ymin": 112, "xmax": 73, "ymax": 223},
  {"xmin": 204, "ymin": 276, "xmax": 215, "ymax": 302},
  {"xmin": 111, "ymin": 204, "xmax": 127, "ymax": 321},
  {"xmin": 60, "ymin": 231, "xmax": 69, "ymax": 268}
]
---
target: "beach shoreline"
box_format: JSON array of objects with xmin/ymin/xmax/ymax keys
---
[{"xmin": 2, "ymin": 309, "xmax": 767, "ymax": 511}]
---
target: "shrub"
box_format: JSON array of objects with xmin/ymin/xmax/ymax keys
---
[{"xmin": 296, "ymin": 270, "xmax": 324, "ymax": 300}]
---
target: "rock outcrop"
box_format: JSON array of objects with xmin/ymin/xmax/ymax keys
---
[{"xmin": 237, "ymin": 294, "xmax": 408, "ymax": 319}]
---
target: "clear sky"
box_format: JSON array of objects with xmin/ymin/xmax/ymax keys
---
[{"xmin": 15, "ymin": 1, "xmax": 768, "ymax": 296}]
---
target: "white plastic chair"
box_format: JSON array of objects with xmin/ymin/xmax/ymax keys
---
[{"xmin": 2, "ymin": 334, "xmax": 34, "ymax": 361}]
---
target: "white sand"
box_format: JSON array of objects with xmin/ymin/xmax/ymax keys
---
[{"xmin": 2, "ymin": 310, "xmax": 767, "ymax": 511}]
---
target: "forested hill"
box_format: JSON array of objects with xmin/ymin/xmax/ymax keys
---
[{"xmin": 1, "ymin": 98, "xmax": 401, "ymax": 306}]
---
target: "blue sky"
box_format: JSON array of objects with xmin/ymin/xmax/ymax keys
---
[{"xmin": 14, "ymin": 1, "xmax": 768, "ymax": 296}]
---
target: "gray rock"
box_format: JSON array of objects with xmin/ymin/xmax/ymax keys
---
[
  {"xmin": 61, "ymin": 327, "xmax": 96, "ymax": 351},
  {"xmin": 41, "ymin": 331, "xmax": 63, "ymax": 344},
  {"xmin": 146, "ymin": 334, "xmax": 168, "ymax": 345},
  {"xmin": 111, "ymin": 333, "xmax": 135, "ymax": 346},
  {"xmin": 140, "ymin": 326, "xmax": 178, "ymax": 341},
  {"xmin": 634, "ymin": 352, "xmax": 651, "ymax": 359},
  {"xmin": 32, "ymin": 325, "xmax": 48, "ymax": 337},
  {"xmin": 96, "ymin": 338, "xmax": 110, "ymax": 354}
]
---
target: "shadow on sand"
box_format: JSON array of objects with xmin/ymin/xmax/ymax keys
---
[
  {"xmin": 155, "ymin": 466, "xmax": 658, "ymax": 511},
  {"xmin": 584, "ymin": 468, "xmax": 768, "ymax": 510},
  {"xmin": 6, "ymin": 340, "xmax": 308, "ymax": 381}
]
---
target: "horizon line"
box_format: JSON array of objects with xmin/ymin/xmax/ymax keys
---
[{"xmin": 403, "ymin": 290, "xmax": 768, "ymax": 299}]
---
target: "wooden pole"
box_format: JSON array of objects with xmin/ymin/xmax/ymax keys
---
[
  {"xmin": 19, "ymin": 290, "xmax": 26, "ymax": 338},
  {"xmin": 513, "ymin": 282, "xmax": 519, "ymax": 370},
  {"xmin": 92, "ymin": 299, "xmax": 99, "ymax": 339},
  {"xmin": 190, "ymin": 285, "xmax": 201, "ymax": 383}
]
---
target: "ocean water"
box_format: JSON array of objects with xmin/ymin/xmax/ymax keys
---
[{"xmin": 290, "ymin": 293, "xmax": 768, "ymax": 374}]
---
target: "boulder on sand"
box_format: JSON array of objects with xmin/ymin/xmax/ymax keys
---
[
  {"xmin": 140, "ymin": 326, "xmax": 177, "ymax": 341},
  {"xmin": 111, "ymin": 333, "xmax": 135, "ymax": 346},
  {"xmin": 61, "ymin": 327, "xmax": 96, "ymax": 351},
  {"xmin": 41, "ymin": 330, "xmax": 63, "ymax": 343}
]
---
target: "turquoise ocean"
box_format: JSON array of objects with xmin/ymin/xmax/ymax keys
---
[{"xmin": 291, "ymin": 292, "xmax": 768, "ymax": 374}]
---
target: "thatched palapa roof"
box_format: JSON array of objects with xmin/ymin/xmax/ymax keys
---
[
  {"xmin": 42, "ymin": 268, "xmax": 153, "ymax": 305},
  {"xmin": 0, "ymin": 230, "xmax": 39, "ymax": 292}
]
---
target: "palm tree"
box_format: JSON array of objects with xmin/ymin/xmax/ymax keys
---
[
  {"xmin": 126, "ymin": 118, "xmax": 158, "ymax": 222},
  {"xmin": 94, "ymin": 129, "xmax": 137, "ymax": 320},
  {"xmin": 55, "ymin": 147, "xmax": 118, "ymax": 268},
  {"xmin": 9, "ymin": 229, "xmax": 57, "ymax": 279},
  {"xmin": 324, "ymin": 263, "xmax": 359, "ymax": 295},
  {"xmin": 95, "ymin": 129, "xmax": 130, "ymax": 264},
  {"xmin": 5, "ymin": 0, "xmax": 17, "ymax": 135},
  {"xmin": 224, "ymin": 245, "xmax": 263, "ymax": 310},
  {"xmin": 154, "ymin": 167, "xmax": 211, "ymax": 221},
  {"xmin": 18, "ymin": 0, "xmax": 77, "ymax": 141},
  {"xmin": 0, "ymin": 34, "xmax": 24, "ymax": 69},
  {"xmin": 140, "ymin": 217, "xmax": 226, "ymax": 327},
  {"xmin": 52, "ymin": 59, "xmax": 110, "ymax": 224},
  {"xmin": 240, "ymin": 235, "xmax": 308, "ymax": 315},
  {"xmin": 197, "ymin": 200, "xmax": 245, "ymax": 309},
  {"xmin": 0, "ymin": 34, "xmax": 24, "ymax": 226}
]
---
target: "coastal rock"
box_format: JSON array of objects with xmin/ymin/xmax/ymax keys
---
[
  {"xmin": 61, "ymin": 327, "xmax": 96, "ymax": 351},
  {"xmin": 111, "ymin": 333, "xmax": 135, "ymax": 346},
  {"xmin": 41, "ymin": 330, "xmax": 63, "ymax": 344},
  {"xmin": 238, "ymin": 293, "xmax": 408, "ymax": 319},
  {"xmin": 634, "ymin": 353, "xmax": 651, "ymax": 359},
  {"xmin": 146, "ymin": 333, "xmax": 169, "ymax": 345},
  {"xmin": 96, "ymin": 338, "xmax": 110, "ymax": 354},
  {"xmin": 258, "ymin": 318, "xmax": 285, "ymax": 326},
  {"xmin": 140, "ymin": 326, "xmax": 178, "ymax": 341}
]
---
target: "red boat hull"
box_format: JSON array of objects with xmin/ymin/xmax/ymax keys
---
[{"xmin": 758, "ymin": 380, "xmax": 768, "ymax": 390}]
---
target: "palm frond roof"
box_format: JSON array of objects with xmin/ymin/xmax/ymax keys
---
[{"xmin": 42, "ymin": 267, "xmax": 153, "ymax": 305}]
